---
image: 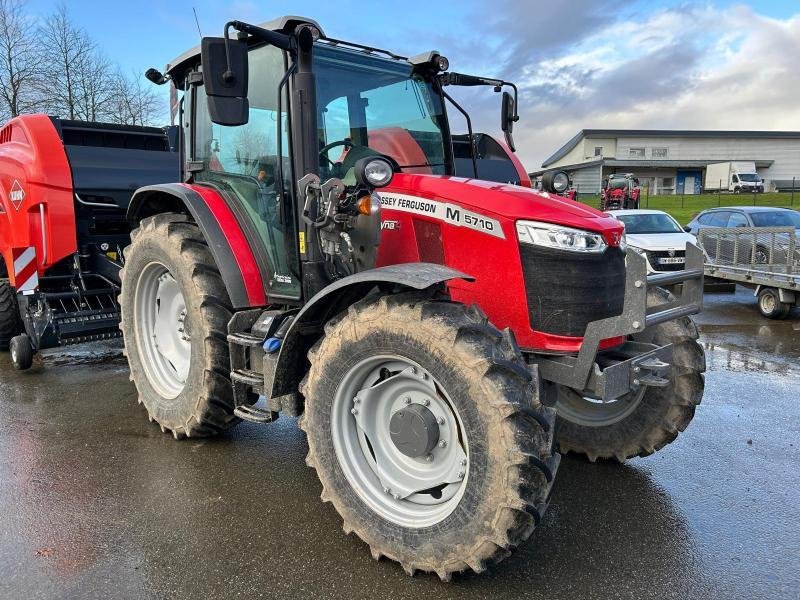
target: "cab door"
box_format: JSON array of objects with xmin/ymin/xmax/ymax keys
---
[{"xmin": 191, "ymin": 44, "xmax": 301, "ymax": 301}]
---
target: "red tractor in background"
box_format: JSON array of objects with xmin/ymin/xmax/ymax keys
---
[
  {"xmin": 600, "ymin": 172, "xmax": 641, "ymax": 210},
  {"xmin": 0, "ymin": 16, "xmax": 706, "ymax": 580}
]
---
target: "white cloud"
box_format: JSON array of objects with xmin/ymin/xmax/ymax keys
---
[{"xmin": 500, "ymin": 4, "xmax": 800, "ymax": 169}]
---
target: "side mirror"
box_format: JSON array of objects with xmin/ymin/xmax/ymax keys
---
[
  {"xmin": 500, "ymin": 90, "xmax": 516, "ymax": 152},
  {"xmin": 200, "ymin": 37, "xmax": 249, "ymax": 126},
  {"xmin": 684, "ymin": 226, "xmax": 692, "ymax": 233}
]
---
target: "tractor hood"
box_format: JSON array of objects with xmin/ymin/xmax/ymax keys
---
[{"xmin": 382, "ymin": 173, "xmax": 624, "ymax": 242}]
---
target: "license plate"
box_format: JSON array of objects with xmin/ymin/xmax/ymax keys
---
[{"xmin": 658, "ymin": 256, "xmax": 685, "ymax": 264}]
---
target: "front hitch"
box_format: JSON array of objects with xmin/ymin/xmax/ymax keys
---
[{"xmin": 529, "ymin": 243, "xmax": 704, "ymax": 401}]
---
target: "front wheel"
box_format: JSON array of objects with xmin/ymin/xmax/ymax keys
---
[
  {"xmin": 300, "ymin": 293, "xmax": 558, "ymax": 580},
  {"xmin": 120, "ymin": 214, "xmax": 238, "ymax": 439},
  {"xmin": 555, "ymin": 288, "xmax": 706, "ymax": 462}
]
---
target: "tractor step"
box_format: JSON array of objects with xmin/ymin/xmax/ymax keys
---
[
  {"xmin": 227, "ymin": 332, "xmax": 264, "ymax": 348},
  {"xmin": 234, "ymin": 404, "xmax": 278, "ymax": 424},
  {"xmin": 231, "ymin": 368, "xmax": 263, "ymax": 387}
]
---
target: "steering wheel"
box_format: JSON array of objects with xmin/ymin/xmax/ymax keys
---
[{"xmin": 319, "ymin": 139, "xmax": 354, "ymax": 167}]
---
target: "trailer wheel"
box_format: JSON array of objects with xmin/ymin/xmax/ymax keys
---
[
  {"xmin": 10, "ymin": 334, "xmax": 33, "ymax": 370},
  {"xmin": 0, "ymin": 282, "xmax": 22, "ymax": 351},
  {"xmin": 555, "ymin": 288, "xmax": 705, "ymax": 462},
  {"xmin": 300, "ymin": 292, "xmax": 558, "ymax": 580},
  {"xmin": 757, "ymin": 287, "xmax": 791, "ymax": 319},
  {"xmin": 120, "ymin": 214, "xmax": 238, "ymax": 439}
]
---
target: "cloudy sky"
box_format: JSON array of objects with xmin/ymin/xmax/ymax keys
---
[{"xmin": 24, "ymin": 0, "xmax": 800, "ymax": 169}]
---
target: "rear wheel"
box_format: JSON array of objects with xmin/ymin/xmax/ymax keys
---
[
  {"xmin": 757, "ymin": 287, "xmax": 791, "ymax": 319},
  {"xmin": 300, "ymin": 292, "xmax": 558, "ymax": 580},
  {"xmin": 120, "ymin": 214, "xmax": 238, "ymax": 439},
  {"xmin": 555, "ymin": 288, "xmax": 705, "ymax": 462},
  {"xmin": 0, "ymin": 282, "xmax": 22, "ymax": 351}
]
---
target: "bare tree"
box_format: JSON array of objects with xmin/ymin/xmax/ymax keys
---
[
  {"xmin": 0, "ymin": 0, "xmax": 42, "ymax": 120},
  {"xmin": 106, "ymin": 69, "xmax": 160, "ymax": 126},
  {"xmin": 39, "ymin": 4, "xmax": 101, "ymax": 120}
]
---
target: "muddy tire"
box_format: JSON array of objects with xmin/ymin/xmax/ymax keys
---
[
  {"xmin": 0, "ymin": 282, "xmax": 22, "ymax": 351},
  {"xmin": 555, "ymin": 288, "xmax": 705, "ymax": 462},
  {"xmin": 120, "ymin": 214, "xmax": 238, "ymax": 439},
  {"xmin": 300, "ymin": 292, "xmax": 558, "ymax": 580},
  {"xmin": 757, "ymin": 287, "xmax": 791, "ymax": 319}
]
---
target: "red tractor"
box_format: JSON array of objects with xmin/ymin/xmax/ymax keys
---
[
  {"xmin": 600, "ymin": 173, "xmax": 641, "ymax": 210},
  {"xmin": 0, "ymin": 16, "xmax": 705, "ymax": 580}
]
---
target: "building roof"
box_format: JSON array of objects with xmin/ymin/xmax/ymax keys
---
[
  {"xmin": 542, "ymin": 129, "xmax": 800, "ymax": 167},
  {"xmin": 530, "ymin": 157, "xmax": 774, "ymax": 177}
]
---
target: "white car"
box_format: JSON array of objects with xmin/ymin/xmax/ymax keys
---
[{"xmin": 607, "ymin": 209, "xmax": 697, "ymax": 273}]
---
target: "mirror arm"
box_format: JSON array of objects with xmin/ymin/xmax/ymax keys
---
[
  {"xmin": 441, "ymin": 88, "xmax": 478, "ymax": 178},
  {"xmin": 226, "ymin": 20, "xmax": 295, "ymax": 51}
]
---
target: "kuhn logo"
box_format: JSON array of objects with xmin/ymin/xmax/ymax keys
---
[{"xmin": 9, "ymin": 180, "xmax": 24, "ymax": 210}]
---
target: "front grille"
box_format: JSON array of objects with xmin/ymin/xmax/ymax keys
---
[
  {"xmin": 519, "ymin": 245, "xmax": 626, "ymax": 337},
  {"xmin": 644, "ymin": 249, "xmax": 686, "ymax": 272}
]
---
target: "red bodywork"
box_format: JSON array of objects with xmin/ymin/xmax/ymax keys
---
[
  {"xmin": 0, "ymin": 115, "xmax": 76, "ymax": 286},
  {"xmin": 376, "ymin": 173, "xmax": 625, "ymax": 353}
]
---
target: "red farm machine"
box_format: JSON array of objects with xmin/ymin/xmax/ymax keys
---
[
  {"xmin": 0, "ymin": 16, "xmax": 705, "ymax": 580},
  {"xmin": 600, "ymin": 172, "xmax": 641, "ymax": 210}
]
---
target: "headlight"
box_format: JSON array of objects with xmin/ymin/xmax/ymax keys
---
[
  {"xmin": 516, "ymin": 220, "xmax": 607, "ymax": 253},
  {"xmin": 355, "ymin": 157, "xmax": 394, "ymax": 188}
]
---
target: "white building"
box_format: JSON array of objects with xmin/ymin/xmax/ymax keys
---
[{"xmin": 532, "ymin": 129, "xmax": 800, "ymax": 194}]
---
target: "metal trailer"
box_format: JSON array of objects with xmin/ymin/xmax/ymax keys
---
[{"xmin": 696, "ymin": 226, "xmax": 799, "ymax": 318}]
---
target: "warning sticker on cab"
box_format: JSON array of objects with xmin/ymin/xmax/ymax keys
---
[{"xmin": 378, "ymin": 193, "xmax": 505, "ymax": 239}]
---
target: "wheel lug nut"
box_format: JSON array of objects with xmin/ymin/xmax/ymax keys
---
[
  {"xmin": 422, "ymin": 399, "xmax": 430, "ymax": 406},
  {"xmin": 353, "ymin": 397, "xmax": 360, "ymax": 404},
  {"xmin": 461, "ymin": 458, "xmax": 467, "ymax": 466},
  {"xmin": 437, "ymin": 417, "xmax": 445, "ymax": 426},
  {"xmin": 403, "ymin": 397, "xmax": 411, "ymax": 404},
  {"xmin": 457, "ymin": 471, "xmax": 465, "ymax": 479},
  {"xmin": 426, "ymin": 454, "xmax": 434, "ymax": 462},
  {"xmin": 351, "ymin": 408, "xmax": 358, "ymax": 415},
  {"xmin": 383, "ymin": 487, "xmax": 390, "ymax": 494},
  {"xmin": 439, "ymin": 440, "xmax": 447, "ymax": 448}
]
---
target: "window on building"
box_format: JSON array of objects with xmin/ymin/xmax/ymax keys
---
[
  {"xmin": 652, "ymin": 147, "xmax": 668, "ymax": 158},
  {"xmin": 629, "ymin": 147, "xmax": 645, "ymax": 158},
  {"xmin": 594, "ymin": 146, "xmax": 602, "ymax": 157},
  {"xmin": 661, "ymin": 177, "xmax": 675, "ymax": 188}
]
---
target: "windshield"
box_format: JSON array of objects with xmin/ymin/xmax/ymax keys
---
[
  {"xmin": 617, "ymin": 213, "xmax": 684, "ymax": 234},
  {"xmin": 314, "ymin": 45, "xmax": 447, "ymax": 181},
  {"xmin": 738, "ymin": 173, "xmax": 760, "ymax": 182},
  {"xmin": 750, "ymin": 210, "xmax": 800, "ymax": 228}
]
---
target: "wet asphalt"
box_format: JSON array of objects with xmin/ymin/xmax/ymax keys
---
[{"xmin": 0, "ymin": 287, "xmax": 798, "ymax": 600}]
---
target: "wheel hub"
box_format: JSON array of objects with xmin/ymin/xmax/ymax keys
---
[
  {"xmin": 389, "ymin": 403, "xmax": 439, "ymax": 458},
  {"xmin": 332, "ymin": 357, "xmax": 469, "ymax": 528},
  {"xmin": 134, "ymin": 262, "xmax": 191, "ymax": 399}
]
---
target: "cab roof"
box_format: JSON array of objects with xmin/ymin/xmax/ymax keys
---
[{"xmin": 165, "ymin": 16, "xmax": 324, "ymax": 84}]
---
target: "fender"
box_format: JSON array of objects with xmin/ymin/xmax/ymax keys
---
[
  {"xmin": 270, "ymin": 263, "xmax": 474, "ymax": 398},
  {"xmin": 127, "ymin": 182, "xmax": 266, "ymax": 308}
]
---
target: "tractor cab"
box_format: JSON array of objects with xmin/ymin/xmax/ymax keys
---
[{"xmin": 155, "ymin": 17, "xmax": 528, "ymax": 300}]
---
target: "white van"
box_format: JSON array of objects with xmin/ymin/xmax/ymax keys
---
[{"xmin": 704, "ymin": 161, "xmax": 764, "ymax": 193}]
